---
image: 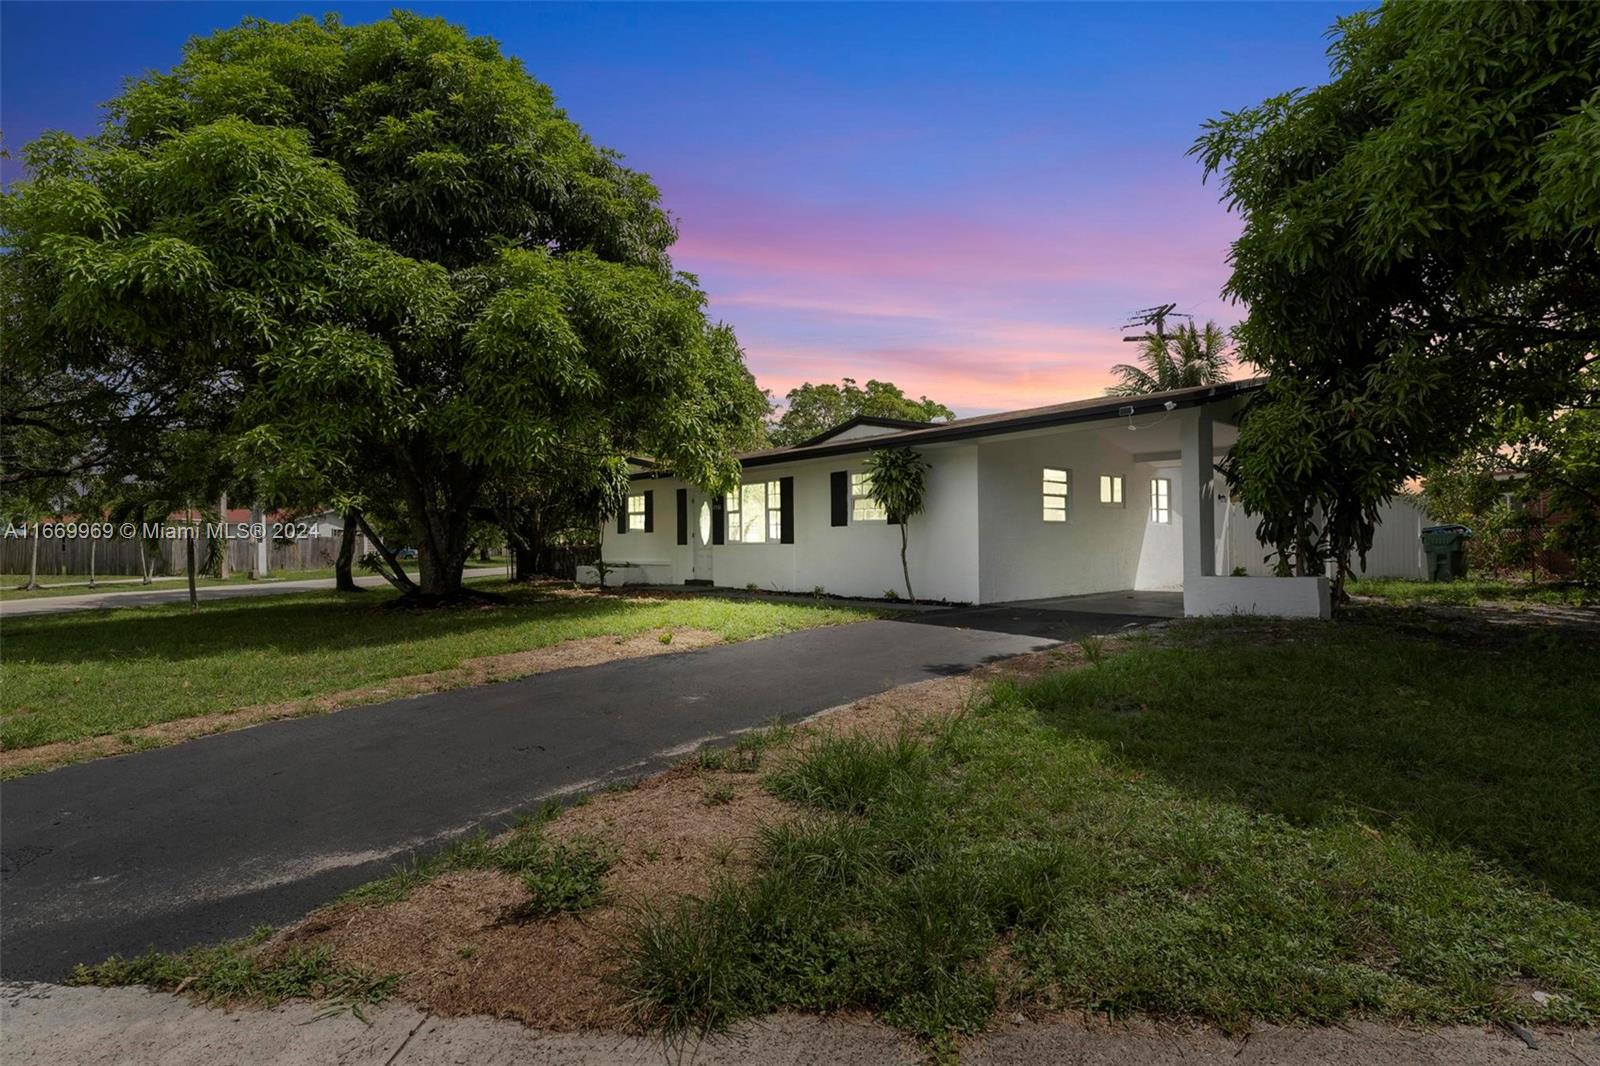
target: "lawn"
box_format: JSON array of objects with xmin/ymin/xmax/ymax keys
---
[
  {"xmin": 0, "ymin": 584, "xmax": 874, "ymax": 751},
  {"xmin": 1349, "ymin": 575, "xmax": 1597, "ymax": 607},
  {"xmin": 0, "ymin": 562, "xmax": 504, "ymax": 600},
  {"xmin": 625, "ymin": 609, "xmax": 1600, "ymax": 1041}
]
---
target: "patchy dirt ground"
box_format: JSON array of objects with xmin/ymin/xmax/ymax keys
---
[
  {"xmin": 0, "ymin": 626, "xmax": 723, "ymax": 778},
  {"xmin": 262, "ymin": 642, "xmax": 1089, "ymax": 1033}
]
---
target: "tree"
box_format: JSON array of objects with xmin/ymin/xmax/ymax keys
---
[
  {"xmin": 1, "ymin": 13, "xmax": 766, "ymax": 603},
  {"xmin": 1106, "ymin": 322, "xmax": 1231, "ymax": 397},
  {"xmin": 1192, "ymin": 2, "xmax": 1600, "ymax": 597},
  {"xmin": 770, "ymin": 379, "xmax": 953, "ymax": 446},
  {"xmin": 864, "ymin": 448, "xmax": 929, "ymax": 603},
  {"xmin": 1426, "ymin": 392, "xmax": 1600, "ymax": 586}
]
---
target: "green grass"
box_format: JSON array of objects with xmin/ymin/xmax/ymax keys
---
[
  {"xmin": 0, "ymin": 562, "xmax": 503, "ymax": 601},
  {"xmin": 620, "ymin": 612, "xmax": 1600, "ymax": 1042},
  {"xmin": 70, "ymin": 926, "xmax": 398, "ymax": 1014},
  {"xmin": 0, "ymin": 584, "xmax": 874, "ymax": 752},
  {"xmin": 1349, "ymin": 576, "xmax": 1597, "ymax": 607}
]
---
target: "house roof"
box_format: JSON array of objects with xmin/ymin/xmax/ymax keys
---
[
  {"xmin": 795, "ymin": 414, "xmax": 942, "ymax": 447},
  {"xmin": 731, "ymin": 377, "xmax": 1266, "ymax": 469},
  {"xmin": 628, "ymin": 376, "xmax": 1266, "ymax": 480}
]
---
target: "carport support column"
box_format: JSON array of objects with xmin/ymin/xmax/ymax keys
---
[{"xmin": 1181, "ymin": 407, "xmax": 1216, "ymax": 585}]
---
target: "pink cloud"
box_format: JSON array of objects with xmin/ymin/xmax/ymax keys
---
[{"xmin": 658, "ymin": 177, "xmax": 1245, "ymax": 413}]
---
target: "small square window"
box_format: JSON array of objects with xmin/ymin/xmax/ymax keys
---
[
  {"xmin": 1150, "ymin": 478, "xmax": 1171, "ymax": 524},
  {"xmin": 627, "ymin": 494, "xmax": 647, "ymax": 531},
  {"xmin": 851, "ymin": 472, "xmax": 886, "ymax": 521},
  {"xmin": 1042, "ymin": 467, "xmax": 1069, "ymax": 522},
  {"xmin": 1099, "ymin": 474, "xmax": 1124, "ymax": 507}
]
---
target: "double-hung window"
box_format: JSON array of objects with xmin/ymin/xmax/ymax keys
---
[
  {"xmin": 850, "ymin": 472, "xmax": 886, "ymax": 521},
  {"xmin": 725, "ymin": 481, "xmax": 783, "ymax": 543},
  {"xmin": 1042, "ymin": 468, "xmax": 1069, "ymax": 522},
  {"xmin": 1149, "ymin": 478, "xmax": 1171, "ymax": 523},
  {"xmin": 626, "ymin": 494, "xmax": 647, "ymax": 531},
  {"xmin": 1099, "ymin": 474, "xmax": 1125, "ymax": 507}
]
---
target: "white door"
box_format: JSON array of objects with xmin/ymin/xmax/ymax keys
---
[{"xmin": 691, "ymin": 492, "xmax": 714, "ymax": 583}]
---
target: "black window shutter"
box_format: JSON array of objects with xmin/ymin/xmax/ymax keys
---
[
  {"xmin": 617, "ymin": 505, "xmax": 627, "ymax": 535},
  {"xmin": 643, "ymin": 490, "xmax": 654, "ymax": 533},
  {"xmin": 830, "ymin": 471, "xmax": 848, "ymax": 527},
  {"xmin": 675, "ymin": 488, "xmax": 688, "ymax": 545},
  {"xmin": 779, "ymin": 477, "xmax": 795, "ymax": 543},
  {"xmin": 711, "ymin": 495, "xmax": 725, "ymax": 545}
]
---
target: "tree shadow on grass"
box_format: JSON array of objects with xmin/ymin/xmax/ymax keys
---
[
  {"xmin": 0, "ymin": 585, "xmax": 679, "ymax": 667},
  {"xmin": 1024, "ymin": 609, "xmax": 1600, "ymax": 906}
]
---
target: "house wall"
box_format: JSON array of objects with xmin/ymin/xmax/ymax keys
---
[
  {"xmin": 603, "ymin": 445, "xmax": 981, "ymax": 602},
  {"xmin": 975, "ymin": 426, "xmax": 1157, "ymax": 603},
  {"xmin": 599, "ymin": 403, "xmax": 1427, "ymax": 604},
  {"xmin": 1219, "ymin": 494, "xmax": 1428, "ymax": 579}
]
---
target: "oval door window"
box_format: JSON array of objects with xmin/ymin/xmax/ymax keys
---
[{"xmin": 698, "ymin": 502, "xmax": 712, "ymax": 544}]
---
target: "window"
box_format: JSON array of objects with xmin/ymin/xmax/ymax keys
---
[
  {"xmin": 851, "ymin": 472, "xmax": 886, "ymax": 521},
  {"xmin": 1099, "ymin": 474, "xmax": 1124, "ymax": 507},
  {"xmin": 725, "ymin": 481, "xmax": 783, "ymax": 543},
  {"xmin": 627, "ymin": 494, "xmax": 647, "ymax": 531},
  {"xmin": 1042, "ymin": 467, "xmax": 1069, "ymax": 522},
  {"xmin": 1150, "ymin": 478, "xmax": 1171, "ymax": 524}
]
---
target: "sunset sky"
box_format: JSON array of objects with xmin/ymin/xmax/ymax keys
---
[{"xmin": 2, "ymin": 1, "xmax": 1357, "ymax": 414}]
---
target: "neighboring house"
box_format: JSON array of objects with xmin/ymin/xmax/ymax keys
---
[{"xmin": 595, "ymin": 379, "xmax": 1424, "ymax": 618}]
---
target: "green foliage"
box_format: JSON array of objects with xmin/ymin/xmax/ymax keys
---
[
  {"xmin": 1106, "ymin": 321, "xmax": 1232, "ymax": 397},
  {"xmin": 1423, "ymin": 396, "xmax": 1600, "ymax": 583},
  {"xmin": 508, "ymin": 837, "xmax": 613, "ymax": 920},
  {"xmin": 620, "ymin": 617, "xmax": 1600, "ymax": 1043},
  {"xmin": 770, "ymin": 378, "xmax": 953, "ymax": 446},
  {"xmin": 71, "ymin": 928, "xmax": 398, "ymax": 1011},
  {"xmin": 2, "ymin": 12, "xmax": 767, "ymax": 598},
  {"xmin": 1193, "ymin": 3, "xmax": 1600, "ymax": 592},
  {"xmin": 865, "ymin": 447, "xmax": 930, "ymax": 602}
]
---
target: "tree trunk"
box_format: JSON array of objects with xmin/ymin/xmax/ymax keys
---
[
  {"xmin": 186, "ymin": 524, "xmax": 198, "ymax": 610},
  {"xmin": 335, "ymin": 509, "xmax": 362, "ymax": 592},
  {"xmin": 25, "ymin": 530, "xmax": 40, "ymax": 590},
  {"xmin": 899, "ymin": 524, "xmax": 915, "ymax": 604},
  {"xmin": 218, "ymin": 493, "xmax": 231, "ymax": 578},
  {"xmin": 89, "ymin": 538, "xmax": 97, "ymax": 588},
  {"xmin": 396, "ymin": 452, "xmax": 483, "ymax": 602},
  {"xmin": 137, "ymin": 537, "xmax": 151, "ymax": 584},
  {"xmin": 353, "ymin": 512, "xmax": 419, "ymax": 595}
]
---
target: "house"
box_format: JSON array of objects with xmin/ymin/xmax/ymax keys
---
[{"xmin": 592, "ymin": 379, "xmax": 1428, "ymax": 618}]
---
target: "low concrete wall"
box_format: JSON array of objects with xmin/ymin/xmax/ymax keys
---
[{"xmin": 1183, "ymin": 575, "xmax": 1331, "ymax": 620}]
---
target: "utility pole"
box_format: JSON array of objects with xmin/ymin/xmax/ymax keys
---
[{"xmin": 1121, "ymin": 303, "xmax": 1190, "ymax": 346}]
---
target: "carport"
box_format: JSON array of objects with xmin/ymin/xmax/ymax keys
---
[{"xmin": 912, "ymin": 589, "xmax": 1182, "ymax": 641}]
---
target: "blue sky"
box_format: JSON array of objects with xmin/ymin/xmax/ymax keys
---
[{"xmin": 1, "ymin": 2, "xmax": 1358, "ymax": 412}]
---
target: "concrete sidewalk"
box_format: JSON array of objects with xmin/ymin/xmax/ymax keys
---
[{"xmin": 6, "ymin": 982, "xmax": 1594, "ymax": 1066}]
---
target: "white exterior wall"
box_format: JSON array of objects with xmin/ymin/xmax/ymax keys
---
[
  {"xmin": 595, "ymin": 401, "xmax": 1425, "ymax": 604},
  {"xmin": 1220, "ymin": 495, "xmax": 1428, "ymax": 580},
  {"xmin": 975, "ymin": 426, "xmax": 1174, "ymax": 603},
  {"xmin": 601, "ymin": 445, "xmax": 981, "ymax": 603}
]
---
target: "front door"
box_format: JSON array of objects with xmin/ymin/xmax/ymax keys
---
[{"xmin": 691, "ymin": 491, "xmax": 714, "ymax": 583}]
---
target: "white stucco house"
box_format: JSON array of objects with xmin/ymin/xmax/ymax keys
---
[{"xmin": 591, "ymin": 378, "xmax": 1428, "ymax": 619}]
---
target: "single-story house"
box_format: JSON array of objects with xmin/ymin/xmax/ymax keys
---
[{"xmin": 592, "ymin": 378, "xmax": 1428, "ymax": 618}]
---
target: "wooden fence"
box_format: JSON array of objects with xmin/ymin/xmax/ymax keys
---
[{"xmin": 3, "ymin": 529, "xmax": 342, "ymax": 578}]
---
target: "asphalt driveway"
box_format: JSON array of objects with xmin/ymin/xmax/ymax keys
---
[{"xmin": 1, "ymin": 617, "xmax": 1057, "ymax": 980}]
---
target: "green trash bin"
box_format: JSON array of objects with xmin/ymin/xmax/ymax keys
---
[{"xmin": 1421, "ymin": 524, "xmax": 1472, "ymax": 581}]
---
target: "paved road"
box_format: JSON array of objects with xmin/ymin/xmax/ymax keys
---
[
  {"xmin": 0, "ymin": 618, "xmax": 1058, "ymax": 980},
  {"xmin": 0, "ymin": 569, "xmax": 504, "ymax": 618}
]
